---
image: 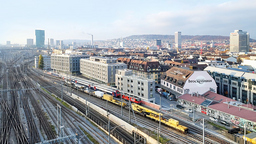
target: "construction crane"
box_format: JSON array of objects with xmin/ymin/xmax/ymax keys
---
[{"xmin": 87, "ymin": 33, "xmax": 93, "ymax": 48}]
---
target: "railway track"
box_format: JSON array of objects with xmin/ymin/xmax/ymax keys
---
[{"xmin": 28, "ymin": 66, "xmax": 135, "ymax": 144}]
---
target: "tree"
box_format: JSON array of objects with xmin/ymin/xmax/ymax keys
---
[
  {"xmin": 237, "ymin": 56, "xmax": 243, "ymax": 64},
  {"xmin": 38, "ymin": 55, "xmax": 44, "ymax": 69}
]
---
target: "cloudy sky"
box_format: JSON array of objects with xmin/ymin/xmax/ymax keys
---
[{"xmin": 0, "ymin": 0, "xmax": 256, "ymax": 44}]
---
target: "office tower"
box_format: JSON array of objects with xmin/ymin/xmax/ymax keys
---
[
  {"xmin": 35, "ymin": 30, "xmax": 45, "ymax": 48},
  {"xmin": 175, "ymin": 31, "xmax": 181, "ymax": 48},
  {"xmin": 6, "ymin": 41, "xmax": 11, "ymax": 45},
  {"xmin": 27, "ymin": 39, "xmax": 33, "ymax": 47},
  {"xmin": 156, "ymin": 40, "xmax": 161, "ymax": 49},
  {"xmin": 56, "ymin": 40, "xmax": 60, "ymax": 46},
  {"xmin": 230, "ymin": 30, "xmax": 250, "ymax": 53},
  {"xmin": 59, "ymin": 40, "xmax": 64, "ymax": 49},
  {"xmin": 50, "ymin": 38, "xmax": 54, "ymax": 46}
]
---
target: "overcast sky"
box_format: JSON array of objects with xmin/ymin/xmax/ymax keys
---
[{"xmin": 1, "ymin": 0, "xmax": 256, "ymax": 44}]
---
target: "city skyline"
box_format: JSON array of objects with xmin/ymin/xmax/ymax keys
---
[{"xmin": 1, "ymin": 0, "xmax": 256, "ymax": 44}]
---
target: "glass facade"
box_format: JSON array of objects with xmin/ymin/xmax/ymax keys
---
[{"xmin": 35, "ymin": 30, "xmax": 45, "ymax": 48}]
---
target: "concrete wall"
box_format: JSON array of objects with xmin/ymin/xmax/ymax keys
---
[{"xmin": 71, "ymin": 93, "xmax": 158, "ymax": 144}]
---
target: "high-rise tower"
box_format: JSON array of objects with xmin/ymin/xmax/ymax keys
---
[
  {"xmin": 230, "ymin": 30, "xmax": 250, "ymax": 53},
  {"xmin": 175, "ymin": 31, "xmax": 181, "ymax": 48},
  {"xmin": 35, "ymin": 30, "xmax": 45, "ymax": 48}
]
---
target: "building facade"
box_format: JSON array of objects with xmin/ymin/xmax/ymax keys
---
[
  {"xmin": 115, "ymin": 69, "xmax": 155, "ymax": 102},
  {"xmin": 161, "ymin": 67, "xmax": 217, "ymax": 97},
  {"xmin": 35, "ymin": 55, "xmax": 51, "ymax": 70},
  {"xmin": 205, "ymin": 66, "xmax": 256, "ymax": 105},
  {"xmin": 80, "ymin": 57, "xmax": 127, "ymax": 85},
  {"xmin": 175, "ymin": 31, "xmax": 181, "ymax": 48},
  {"xmin": 27, "ymin": 39, "xmax": 33, "ymax": 47},
  {"xmin": 51, "ymin": 54, "xmax": 89, "ymax": 74},
  {"xmin": 198, "ymin": 60, "xmax": 228, "ymax": 67},
  {"xmin": 35, "ymin": 30, "xmax": 45, "ymax": 48},
  {"xmin": 230, "ymin": 30, "xmax": 250, "ymax": 53},
  {"xmin": 117, "ymin": 58, "xmax": 166, "ymax": 84}
]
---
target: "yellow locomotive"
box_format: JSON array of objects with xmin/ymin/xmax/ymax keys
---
[{"xmin": 131, "ymin": 103, "xmax": 188, "ymax": 133}]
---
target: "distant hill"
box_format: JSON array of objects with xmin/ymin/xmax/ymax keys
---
[{"xmin": 124, "ymin": 34, "xmax": 256, "ymax": 42}]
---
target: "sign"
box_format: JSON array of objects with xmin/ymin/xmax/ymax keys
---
[
  {"xmin": 94, "ymin": 86, "xmax": 96, "ymax": 90},
  {"xmin": 75, "ymin": 80, "xmax": 77, "ymax": 84},
  {"xmin": 188, "ymin": 79, "xmax": 212, "ymax": 84}
]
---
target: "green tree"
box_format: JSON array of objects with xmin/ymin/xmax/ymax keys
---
[
  {"xmin": 237, "ymin": 56, "xmax": 242, "ymax": 64},
  {"xmin": 38, "ymin": 55, "xmax": 44, "ymax": 69}
]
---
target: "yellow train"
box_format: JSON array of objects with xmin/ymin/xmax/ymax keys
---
[
  {"xmin": 131, "ymin": 103, "xmax": 188, "ymax": 133},
  {"xmin": 102, "ymin": 94, "xmax": 127, "ymax": 107}
]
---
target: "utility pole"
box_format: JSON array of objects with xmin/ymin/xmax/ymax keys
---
[
  {"xmin": 203, "ymin": 118, "xmax": 205, "ymax": 144},
  {"xmin": 158, "ymin": 113, "xmax": 161, "ymax": 144},
  {"xmin": 107, "ymin": 111, "xmax": 110, "ymax": 144},
  {"xmin": 129, "ymin": 94, "xmax": 131, "ymax": 123},
  {"xmin": 121, "ymin": 91, "xmax": 123, "ymax": 116},
  {"xmin": 244, "ymin": 123, "xmax": 246, "ymax": 144},
  {"xmin": 61, "ymin": 82, "xmax": 63, "ymax": 101}
]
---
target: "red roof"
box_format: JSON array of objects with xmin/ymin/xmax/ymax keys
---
[{"xmin": 179, "ymin": 91, "xmax": 256, "ymax": 122}]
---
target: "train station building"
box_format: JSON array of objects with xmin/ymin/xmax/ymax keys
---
[
  {"xmin": 160, "ymin": 67, "xmax": 217, "ymax": 97},
  {"xmin": 177, "ymin": 91, "xmax": 256, "ymax": 132}
]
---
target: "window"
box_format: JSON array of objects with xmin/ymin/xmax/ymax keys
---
[
  {"xmin": 141, "ymin": 93, "xmax": 144, "ymax": 97},
  {"xmin": 150, "ymin": 83, "xmax": 153, "ymax": 86},
  {"xmin": 121, "ymin": 78, "xmax": 123, "ymax": 81},
  {"xmin": 128, "ymin": 90, "xmax": 130, "ymax": 92},
  {"xmin": 131, "ymin": 85, "xmax": 133, "ymax": 88},
  {"xmin": 141, "ymin": 82, "xmax": 144, "ymax": 85},
  {"xmin": 138, "ymin": 92, "xmax": 140, "ymax": 96},
  {"xmin": 127, "ymin": 79, "xmax": 129, "ymax": 82},
  {"xmin": 167, "ymin": 83, "xmax": 168, "ymax": 86},
  {"xmin": 138, "ymin": 87, "xmax": 140, "ymax": 90},
  {"xmin": 138, "ymin": 81, "xmax": 140, "ymax": 84},
  {"xmin": 131, "ymin": 90, "xmax": 133, "ymax": 93},
  {"xmin": 127, "ymin": 84, "xmax": 130, "ymax": 87},
  {"xmin": 141, "ymin": 88, "xmax": 144, "ymax": 91},
  {"xmin": 131, "ymin": 80, "xmax": 133, "ymax": 83}
]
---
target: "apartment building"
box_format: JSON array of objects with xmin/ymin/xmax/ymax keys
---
[
  {"xmin": 34, "ymin": 55, "xmax": 51, "ymax": 70},
  {"xmin": 51, "ymin": 54, "xmax": 89, "ymax": 74},
  {"xmin": 161, "ymin": 67, "xmax": 217, "ymax": 97},
  {"xmin": 115, "ymin": 69, "xmax": 155, "ymax": 102},
  {"xmin": 205, "ymin": 66, "xmax": 256, "ymax": 105},
  {"xmin": 117, "ymin": 58, "xmax": 166, "ymax": 84},
  {"xmin": 80, "ymin": 57, "xmax": 127, "ymax": 85}
]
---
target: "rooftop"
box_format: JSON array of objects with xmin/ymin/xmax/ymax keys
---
[{"xmin": 179, "ymin": 91, "xmax": 256, "ymax": 122}]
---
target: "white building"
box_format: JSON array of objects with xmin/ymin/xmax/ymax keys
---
[
  {"xmin": 115, "ymin": 69, "xmax": 155, "ymax": 103},
  {"xmin": 198, "ymin": 60, "xmax": 228, "ymax": 67},
  {"xmin": 27, "ymin": 39, "xmax": 33, "ymax": 47},
  {"xmin": 51, "ymin": 54, "xmax": 89, "ymax": 73},
  {"xmin": 50, "ymin": 38, "xmax": 54, "ymax": 46},
  {"xmin": 161, "ymin": 67, "xmax": 217, "ymax": 96},
  {"xmin": 175, "ymin": 31, "xmax": 181, "ymax": 48},
  {"xmin": 242, "ymin": 60, "xmax": 256, "ymax": 71},
  {"xmin": 35, "ymin": 55, "xmax": 51, "ymax": 70},
  {"xmin": 230, "ymin": 30, "xmax": 250, "ymax": 53},
  {"xmin": 80, "ymin": 57, "xmax": 127, "ymax": 85}
]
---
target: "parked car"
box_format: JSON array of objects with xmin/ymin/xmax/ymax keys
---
[
  {"xmin": 176, "ymin": 105, "xmax": 184, "ymax": 109},
  {"xmin": 220, "ymin": 120, "xmax": 230, "ymax": 126},
  {"xmin": 209, "ymin": 117, "xmax": 218, "ymax": 122},
  {"xmin": 185, "ymin": 108, "xmax": 193, "ymax": 113}
]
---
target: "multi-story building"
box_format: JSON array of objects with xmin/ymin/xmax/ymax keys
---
[
  {"xmin": 51, "ymin": 54, "xmax": 89, "ymax": 74},
  {"xmin": 198, "ymin": 60, "xmax": 228, "ymax": 67},
  {"xmin": 161, "ymin": 67, "xmax": 217, "ymax": 97},
  {"xmin": 117, "ymin": 58, "xmax": 166, "ymax": 85},
  {"xmin": 230, "ymin": 30, "xmax": 250, "ymax": 53},
  {"xmin": 50, "ymin": 38, "xmax": 54, "ymax": 46},
  {"xmin": 156, "ymin": 40, "xmax": 161, "ymax": 49},
  {"xmin": 27, "ymin": 39, "xmax": 33, "ymax": 47},
  {"xmin": 35, "ymin": 30, "xmax": 45, "ymax": 48},
  {"xmin": 115, "ymin": 69, "xmax": 155, "ymax": 102},
  {"xmin": 80, "ymin": 57, "xmax": 127, "ymax": 85},
  {"xmin": 35, "ymin": 55, "xmax": 51, "ymax": 70},
  {"xmin": 205, "ymin": 66, "xmax": 256, "ymax": 105},
  {"xmin": 175, "ymin": 31, "xmax": 181, "ymax": 48}
]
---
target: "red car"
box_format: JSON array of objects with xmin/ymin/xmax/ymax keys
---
[{"xmin": 122, "ymin": 95, "xmax": 142, "ymax": 104}]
